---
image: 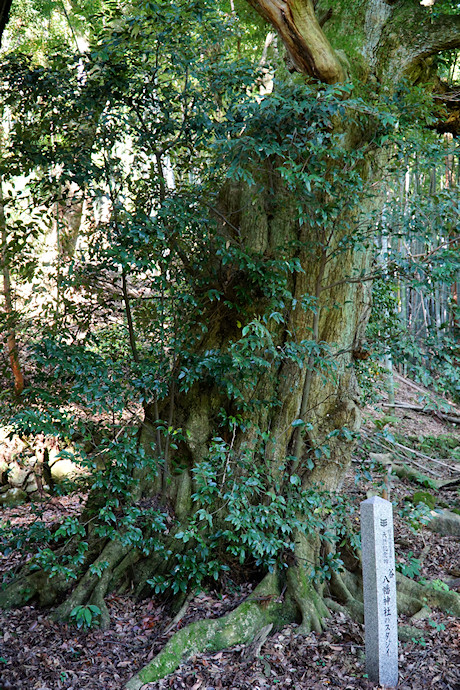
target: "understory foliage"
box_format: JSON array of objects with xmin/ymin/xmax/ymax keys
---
[
  {"xmin": 364, "ymin": 122, "xmax": 460, "ymax": 402},
  {"xmin": 0, "ymin": 0, "xmax": 457, "ymax": 610},
  {"xmin": 358, "ymin": 68, "xmax": 460, "ymax": 402}
]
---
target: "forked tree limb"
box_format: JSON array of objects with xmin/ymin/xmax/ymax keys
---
[
  {"xmin": 393, "ymin": 371, "xmax": 459, "ymax": 408},
  {"xmin": 245, "ymin": 1, "xmax": 460, "ymax": 87}
]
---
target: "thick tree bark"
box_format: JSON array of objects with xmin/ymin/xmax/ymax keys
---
[
  {"xmin": 143, "ymin": 167, "xmax": 374, "ymax": 495},
  {"xmin": 56, "ymin": 182, "xmax": 86, "ymax": 259}
]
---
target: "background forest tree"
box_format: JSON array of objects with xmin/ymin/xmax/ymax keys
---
[{"xmin": 0, "ymin": 0, "xmax": 460, "ymax": 687}]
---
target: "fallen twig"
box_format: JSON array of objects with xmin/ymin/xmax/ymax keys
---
[
  {"xmin": 438, "ymin": 476, "xmax": 460, "ymax": 490},
  {"xmin": 393, "ymin": 372, "xmax": 460, "ymax": 413},
  {"xmin": 361, "ymin": 430, "xmax": 442, "ymax": 477},
  {"xmin": 383, "ymin": 401, "xmax": 460, "ymax": 426},
  {"xmin": 391, "ymin": 440, "xmax": 459, "ymax": 473},
  {"xmin": 392, "ymin": 462, "xmax": 440, "ymax": 488}
]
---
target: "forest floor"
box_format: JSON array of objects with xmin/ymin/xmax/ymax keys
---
[{"xmin": 0, "ymin": 376, "xmax": 460, "ymax": 690}]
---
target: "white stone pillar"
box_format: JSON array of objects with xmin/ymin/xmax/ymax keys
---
[{"xmin": 360, "ymin": 496, "xmax": 398, "ymax": 687}]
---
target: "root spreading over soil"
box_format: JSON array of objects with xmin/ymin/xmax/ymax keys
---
[{"xmin": 1, "ymin": 380, "xmax": 460, "ymax": 689}]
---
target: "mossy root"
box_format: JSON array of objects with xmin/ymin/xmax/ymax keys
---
[{"xmin": 125, "ymin": 572, "xmax": 297, "ymax": 689}]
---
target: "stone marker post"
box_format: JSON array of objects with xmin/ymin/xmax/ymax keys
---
[{"xmin": 360, "ymin": 496, "xmax": 398, "ymax": 688}]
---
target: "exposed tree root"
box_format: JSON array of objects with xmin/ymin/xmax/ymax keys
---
[
  {"xmin": 0, "ymin": 568, "xmax": 70, "ymax": 609},
  {"xmin": 0, "ymin": 537, "xmax": 134, "ymax": 629},
  {"xmin": 4, "ymin": 512, "xmax": 460, "ymax": 690},
  {"xmin": 286, "ymin": 532, "xmax": 329, "ymax": 633},
  {"xmin": 125, "ymin": 572, "xmax": 299, "ymax": 690},
  {"xmin": 242, "ymin": 623, "xmax": 274, "ymax": 660},
  {"xmin": 164, "ymin": 590, "xmax": 196, "ymax": 635},
  {"xmin": 54, "ymin": 539, "xmax": 132, "ymax": 629},
  {"xmin": 327, "ymin": 569, "xmax": 364, "ymax": 622},
  {"xmin": 126, "ymin": 559, "xmax": 460, "ymax": 689},
  {"xmin": 396, "ymin": 573, "xmax": 460, "ymax": 617},
  {"xmin": 328, "ymin": 564, "xmax": 460, "ymax": 620},
  {"xmin": 124, "ymin": 552, "xmax": 460, "ymax": 689},
  {"xmin": 125, "ymin": 534, "xmax": 332, "ymax": 689}
]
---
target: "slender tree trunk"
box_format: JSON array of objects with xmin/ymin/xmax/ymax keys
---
[{"xmin": 0, "ymin": 180, "xmax": 24, "ymax": 395}]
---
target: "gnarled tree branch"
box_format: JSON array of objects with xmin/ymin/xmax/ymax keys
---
[
  {"xmin": 245, "ymin": 0, "xmax": 345, "ymax": 83},
  {"xmin": 382, "ymin": 4, "xmax": 460, "ymax": 81},
  {"xmin": 413, "ymin": 13, "xmax": 460, "ymax": 59}
]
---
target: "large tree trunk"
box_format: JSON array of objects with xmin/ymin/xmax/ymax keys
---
[
  {"xmin": 2, "ymin": 1, "xmax": 460, "ymax": 687},
  {"xmin": 143, "ymin": 167, "xmax": 373, "ymax": 496}
]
